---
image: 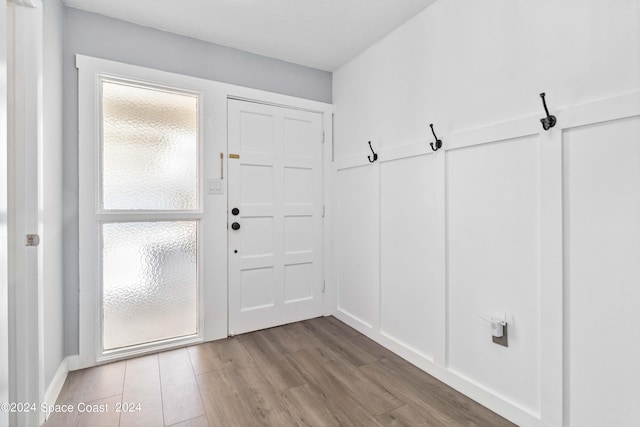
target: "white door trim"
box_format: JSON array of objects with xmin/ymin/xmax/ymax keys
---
[
  {"xmin": 0, "ymin": 2, "xmax": 10, "ymax": 427},
  {"xmin": 6, "ymin": 1, "xmax": 45, "ymax": 426}
]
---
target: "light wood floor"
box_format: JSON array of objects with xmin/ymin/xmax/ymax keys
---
[{"xmin": 45, "ymin": 316, "xmax": 516, "ymax": 427}]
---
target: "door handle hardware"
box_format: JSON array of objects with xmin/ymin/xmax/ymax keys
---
[
  {"xmin": 231, "ymin": 208, "xmax": 240, "ymax": 216},
  {"xmin": 367, "ymin": 141, "xmax": 378, "ymax": 163},
  {"xmin": 539, "ymin": 92, "xmax": 557, "ymax": 131},
  {"xmin": 26, "ymin": 234, "xmax": 40, "ymax": 246},
  {"xmin": 231, "ymin": 222, "xmax": 241, "ymax": 230},
  {"xmin": 229, "ymin": 153, "xmax": 240, "ymax": 159},
  {"xmin": 429, "ymin": 123, "xmax": 443, "ymax": 152}
]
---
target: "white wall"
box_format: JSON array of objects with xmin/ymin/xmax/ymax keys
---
[
  {"xmin": 332, "ymin": 1, "xmax": 640, "ymax": 426},
  {"xmin": 334, "ymin": 0, "xmax": 639, "ymax": 159}
]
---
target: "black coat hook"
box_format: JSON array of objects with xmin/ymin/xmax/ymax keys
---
[
  {"xmin": 539, "ymin": 92, "xmax": 557, "ymax": 131},
  {"xmin": 367, "ymin": 141, "xmax": 378, "ymax": 163},
  {"xmin": 429, "ymin": 124, "xmax": 443, "ymax": 152}
]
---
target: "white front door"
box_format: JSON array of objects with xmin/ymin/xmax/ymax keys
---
[{"xmin": 228, "ymin": 99, "xmax": 324, "ymax": 335}]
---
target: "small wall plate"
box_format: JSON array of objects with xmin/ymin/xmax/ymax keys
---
[
  {"xmin": 492, "ymin": 323, "xmax": 508, "ymax": 347},
  {"xmin": 207, "ymin": 178, "xmax": 224, "ymax": 195}
]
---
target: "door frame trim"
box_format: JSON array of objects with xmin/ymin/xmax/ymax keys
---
[{"xmin": 7, "ymin": 1, "xmax": 46, "ymax": 426}]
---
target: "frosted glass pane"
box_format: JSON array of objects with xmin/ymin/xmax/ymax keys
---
[
  {"xmin": 102, "ymin": 81, "xmax": 198, "ymax": 210},
  {"xmin": 102, "ymin": 221, "xmax": 197, "ymax": 350}
]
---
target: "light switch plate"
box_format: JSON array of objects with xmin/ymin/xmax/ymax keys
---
[{"xmin": 208, "ymin": 178, "xmax": 224, "ymax": 194}]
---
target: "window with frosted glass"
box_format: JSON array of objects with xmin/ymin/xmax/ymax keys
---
[
  {"xmin": 101, "ymin": 81, "xmax": 198, "ymax": 210},
  {"xmin": 102, "ymin": 221, "xmax": 197, "ymax": 350}
]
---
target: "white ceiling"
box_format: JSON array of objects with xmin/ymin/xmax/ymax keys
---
[{"xmin": 63, "ymin": 0, "xmax": 436, "ymax": 71}]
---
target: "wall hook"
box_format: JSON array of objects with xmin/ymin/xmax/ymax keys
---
[
  {"xmin": 367, "ymin": 141, "xmax": 378, "ymax": 163},
  {"xmin": 539, "ymin": 92, "xmax": 557, "ymax": 131},
  {"xmin": 429, "ymin": 124, "xmax": 443, "ymax": 152}
]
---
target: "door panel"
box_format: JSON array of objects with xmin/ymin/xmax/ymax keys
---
[{"xmin": 228, "ymin": 100, "xmax": 323, "ymax": 335}]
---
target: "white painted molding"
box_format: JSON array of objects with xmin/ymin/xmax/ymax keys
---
[
  {"xmin": 9, "ymin": 0, "xmax": 40, "ymax": 8},
  {"xmin": 447, "ymin": 114, "xmax": 540, "ymax": 151},
  {"xmin": 559, "ymin": 90, "xmax": 640, "ymax": 130},
  {"xmin": 379, "ymin": 139, "xmax": 434, "ymax": 163},
  {"xmin": 334, "ymin": 153, "xmax": 372, "ymax": 171},
  {"xmin": 323, "ymin": 114, "xmax": 336, "ymax": 317},
  {"xmin": 42, "ymin": 357, "xmax": 69, "ymax": 422},
  {"xmin": 334, "ymin": 91, "xmax": 640, "ymax": 169},
  {"xmin": 336, "ymin": 304, "xmax": 374, "ymax": 330},
  {"xmin": 334, "ymin": 139, "xmax": 435, "ymax": 171},
  {"xmin": 65, "ymin": 354, "xmax": 87, "ymax": 372}
]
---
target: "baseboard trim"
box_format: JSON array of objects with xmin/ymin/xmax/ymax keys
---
[
  {"xmin": 334, "ymin": 310, "xmax": 552, "ymax": 427},
  {"xmin": 65, "ymin": 354, "xmax": 84, "ymax": 371},
  {"xmin": 41, "ymin": 357, "xmax": 70, "ymax": 424}
]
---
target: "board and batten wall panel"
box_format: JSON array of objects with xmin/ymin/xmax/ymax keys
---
[
  {"xmin": 336, "ymin": 164, "xmax": 379, "ymax": 328},
  {"xmin": 447, "ymin": 135, "xmax": 541, "ymax": 412},
  {"xmin": 564, "ymin": 115, "xmax": 640, "ymax": 427},
  {"xmin": 333, "ymin": 1, "xmax": 638, "ymax": 425},
  {"xmin": 333, "ymin": 93, "xmax": 640, "ymax": 427},
  {"xmin": 380, "ymin": 154, "xmax": 440, "ymax": 359}
]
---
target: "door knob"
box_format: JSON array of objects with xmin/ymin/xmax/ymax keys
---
[
  {"xmin": 231, "ymin": 222, "xmax": 240, "ymax": 230},
  {"xmin": 231, "ymin": 207, "xmax": 240, "ymax": 216}
]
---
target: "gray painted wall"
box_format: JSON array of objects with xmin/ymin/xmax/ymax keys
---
[{"xmin": 63, "ymin": 7, "xmax": 332, "ymax": 355}]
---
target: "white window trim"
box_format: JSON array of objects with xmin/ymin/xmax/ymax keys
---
[{"xmin": 76, "ymin": 55, "xmax": 333, "ymax": 368}]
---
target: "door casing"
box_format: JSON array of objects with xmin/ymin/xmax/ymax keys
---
[{"xmin": 6, "ymin": 1, "xmax": 46, "ymax": 426}]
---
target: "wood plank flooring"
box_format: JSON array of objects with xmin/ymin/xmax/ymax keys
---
[{"xmin": 45, "ymin": 316, "xmax": 516, "ymax": 427}]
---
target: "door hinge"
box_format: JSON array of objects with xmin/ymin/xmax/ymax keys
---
[
  {"xmin": 322, "ymin": 205, "xmax": 325, "ymax": 218},
  {"xmin": 25, "ymin": 234, "xmax": 40, "ymax": 247},
  {"xmin": 322, "ymin": 131, "xmax": 325, "ymax": 144},
  {"xmin": 322, "ymin": 280, "xmax": 326, "ymax": 293}
]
